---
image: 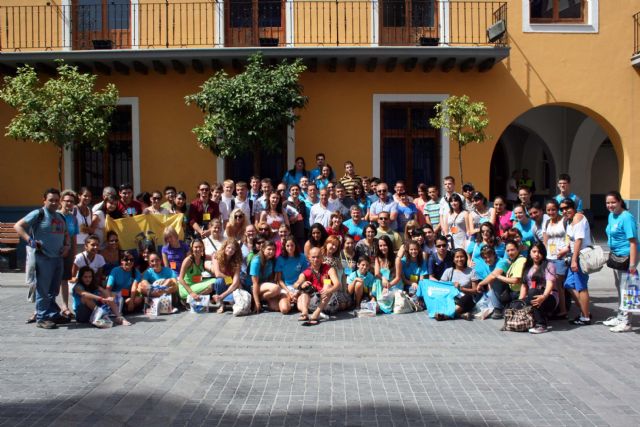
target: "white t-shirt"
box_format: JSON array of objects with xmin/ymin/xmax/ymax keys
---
[
  {"xmin": 73, "ymin": 251, "xmax": 106, "ymax": 273},
  {"xmin": 566, "ymin": 216, "xmax": 591, "ymax": 254}
]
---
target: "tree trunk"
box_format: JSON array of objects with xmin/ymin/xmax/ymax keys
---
[
  {"xmin": 458, "ymin": 141, "xmax": 464, "ymax": 185},
  {"xmin": 58, "ymin": 146, "xmax": 63, "ymax": 191},
  {"xmin": 253, "ymin": 147, "xmax": 261, "ymax": 177}
]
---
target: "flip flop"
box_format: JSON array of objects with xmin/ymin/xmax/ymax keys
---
[
  {"xmin": 298, "ymin": 314, "xmax": 309, "ymax": 322},
  {"xmin": 301, "ymin": 319, "xmax": 320, "ymax": 327}
]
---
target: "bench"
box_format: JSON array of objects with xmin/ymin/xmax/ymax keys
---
[{"xmin": 0, "ymin": 222, "xmax": 20, "ymax": 270}]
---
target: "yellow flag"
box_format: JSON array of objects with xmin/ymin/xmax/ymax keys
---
[{"xmin": 105, "ymin": 213, "xmax": 185, "ymax": 251}]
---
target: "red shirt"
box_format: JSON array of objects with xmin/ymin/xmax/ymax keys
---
[
  {"xmin": 118, "ymin": 200, "xmax": 143, "ymax": 216},
  {"xmin": 188, "ymin": 198, "xmax": 220, "ymax": 228},
  {"xmin": 302, "ymin": 264, "xmax": 331, "ymax": 292}
]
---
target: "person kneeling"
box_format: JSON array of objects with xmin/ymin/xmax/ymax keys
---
[
  {"xmin": 73, "ymin": 266, "xmax": 131, "ymax": 326},
  {"xmin": 294, "ymin": 247, "xmax": 340, "ymax": 326}
]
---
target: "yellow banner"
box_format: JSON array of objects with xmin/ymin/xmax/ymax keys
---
[{"xmin": 105, "ymin": 213, "xmax": 185, "ymax": 251}]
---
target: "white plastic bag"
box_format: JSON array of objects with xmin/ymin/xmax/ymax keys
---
[
  {"xmin": 232, "ymin": 289, "xmax": 252, "ymax": 316},
  {"xmin": 187, "ymin": 294, "xmax": 210, "ymax": 313},
  {"xmin": 90, "ymin": 305, "xmax": 113, "ymax": 328},
  {"xmin": 393, "ymin": 291, "xmax": 414, "ymax": 314},
  {"xmin": 145, "ymin": 294, "xmax": 173, "ymax": 316}
]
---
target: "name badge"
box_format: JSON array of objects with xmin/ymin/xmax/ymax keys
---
[
  {"xmin": 120, "ymin": 289, "xmax": 130, "ymax": 297},
  {"xmin": 450, "ymin": 226, "xmax": 459, "ymax": 234},
  {"xmin": 192, "ymin": 275, "xmax": 202, "ymax": 283},
  {"xmin": 170, "ymin": 261, "xmax": 177, "ymax": 270},
  {"xmin": 203, "ymin": 213, "xmax": 211, "ymax": 221},
  {"xmin": 224, "ymin": 276, "xmax": 233, "ymax": 285},
  {"xmin": 410, "ymin": 274, "xmax": 419, "ymax": 283},
  {"xmin": 323, "ymin": 278, "xmax": 331, "ymax": 286}
]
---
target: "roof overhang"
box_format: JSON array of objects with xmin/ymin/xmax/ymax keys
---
[{"xmin": 0, "ymin": 46, "xmax": 510, "ymax": 75}]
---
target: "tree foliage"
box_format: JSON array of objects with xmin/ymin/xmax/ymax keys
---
[
  {"xmin": 185, "ymin": 53, "xmax": 308, "ymax": 172},
  {"xmin": 0, "ymin": 60, "xmax": 119, "ymax": 189},
  {"xmin": 429, "ymin": 95, "xmax": 490, "ymax": 184}
]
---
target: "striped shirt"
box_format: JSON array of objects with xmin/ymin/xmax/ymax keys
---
[
  {"xmin": 424, "ymin": 200, "xmax": 441, "ymax": 227},
  {"xmin": 339, "ymin": 175, "xmax": 362, "ymax": 197}
]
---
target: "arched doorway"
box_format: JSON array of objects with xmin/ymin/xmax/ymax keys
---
[{"xmin": 490, "ymin": 105, "xmax": 620, "ymax": 214}]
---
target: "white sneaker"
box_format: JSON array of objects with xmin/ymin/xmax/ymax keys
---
[
  {"xmin": 603, "ymin": 316, "xmax": 623, "ymax": 327},
  {"xmin": 610, "ymin": 323, "xmax": 632, "ymax": 333},
  {"xmin": 319, "ymin": 312, "xmax": 329, "ymax": 320}
]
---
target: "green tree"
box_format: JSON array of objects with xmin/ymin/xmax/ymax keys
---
[
  {"xmin": 185, "ymin": 53, "xmax": 308, "ymax": 175},
  {"xmin": 0, "ymin": 60, "xmax": 119, "ymax": 190},
  {"xmin": 429, "ymin": 95, "xmax": 490, "ymax": 184}
]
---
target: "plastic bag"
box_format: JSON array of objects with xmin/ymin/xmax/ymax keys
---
[
  {"xmin": 90, "ymin": 305, "xmax": 113, "ymax": 329},
  {"xmin": 25, "ymin": 246, "xmax": 36, "ymax": 303},
  {"xmin": 620, "ymin": 272, "xmax": 640, "ymax": 313},
  {"xmin": 145, "ymin": 294, "xmax": 173, "ymax": 316},
  {"xmin": 232, "ymin": 289, "xmax": 252, "ymax": 316},
  {"xmin": 187, "ymin": 294, "xmax": 210, "ymax": 313},
  {"xmin": 393, "ymin": 291, "xmax": 414, "ymax": 314}
]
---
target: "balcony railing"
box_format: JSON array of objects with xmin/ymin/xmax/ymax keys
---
[
  {"xmin": 634, "ymin": 12, "xmax": 640, "ymax": 56},
  {"xmin": 0, "ymin": 1, "xmax": 507, "ymax": 52}
]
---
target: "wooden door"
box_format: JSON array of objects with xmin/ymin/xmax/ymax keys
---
[
  {"xmin": 226, "ymin": 0, "xmax": 285, "ymax": 47},
  {"xmin": 379, "ymin": 0, "xmax": 438, "ymax": 46},
  {"xmin": 72, "ymin": 0, "xmax": 131, "ymax": 50}
]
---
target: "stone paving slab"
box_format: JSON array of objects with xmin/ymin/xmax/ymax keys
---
[{"xmin": 1, "ymin": 269, "xmax": 639, "ymax": 426}]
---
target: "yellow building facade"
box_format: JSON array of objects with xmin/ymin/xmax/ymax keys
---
[{"xmin": 0, "ymin": 0, "xmax": 639, "ymax": 221}]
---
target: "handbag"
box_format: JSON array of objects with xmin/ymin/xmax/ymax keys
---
[
  {"xmin": 393, "ymin": 291, "xmax": 414, "ymax": 314},
  {"xmin": 606, "ymin": 253, "xmax": 630, "ymax": 271},
  {"xmin": 501, "ymin": 299, "xmax": 534, "ymax": 332},
  {"xmin": 620, "ymin": 272, "xmax": 640, "ymax": 313},
  {"xmin": 232, "ymin": 289, "xmax": 252, "ymax": 316},
  {"xmin": 578, "ymin": 245, "xmax": 606, "ymax": 274}
]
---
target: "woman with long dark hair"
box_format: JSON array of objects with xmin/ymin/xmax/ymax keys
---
[{"xmin": 520, "ymin": 242, "xmax": 558, "ymax": 334}]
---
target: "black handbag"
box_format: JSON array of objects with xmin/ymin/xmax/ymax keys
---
[{"xmin": 606, "ymin": 253, "xmax": 630, "ymax": 271}]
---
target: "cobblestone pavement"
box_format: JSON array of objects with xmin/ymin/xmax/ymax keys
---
[{"xmin": 1, "ymin": 268, "xmax": 639, "ymax": 427}]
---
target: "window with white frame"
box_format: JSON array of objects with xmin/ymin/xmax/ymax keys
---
[{"xmin": 523, "ymin": 0, "xmax": 598, "ymax": 33}]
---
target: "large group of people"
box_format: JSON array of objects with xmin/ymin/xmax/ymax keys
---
[{"xmin": 14, "ymin": 153, "xmax": 638, "ymax": 333}]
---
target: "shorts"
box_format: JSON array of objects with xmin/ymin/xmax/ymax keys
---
[
  {"xmin": 550, "ymin": 259, "xmax": 568, "ymax": 276},
  {"xmin": 564, "ymin": 265, "xmax": 589, "ymax": 291},
  {"xmin": 62, "ymin": 254, "xmax": 74, "ymax": 281}
]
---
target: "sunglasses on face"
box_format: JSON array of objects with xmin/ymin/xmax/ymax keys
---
[
  {"xmin": 109, "ymin": 239, "xmax": 119, "ymax": 243},
  {"xmin": 199, "ymin": 188, "xmax": 210, "ymax": 192},
  {"xmin": 259, "ymin": 228, "xmax": 269, "ymax": 232},
  {"xmin": 436, "ymin": 244, "xmax": 447, "ymax": 248},
  {"xmin": 151, "ymin": 197, "xmax": 161, "ymax": 200},
  {"xmin": 122, "ymin": 258, "xmax": 134, "ymax": 263},
  {"xmin": 234, "ymin": 215, "xmax": 244, "ymax": 219}
]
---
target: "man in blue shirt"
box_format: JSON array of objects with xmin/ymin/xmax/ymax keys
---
[
  {"xmin": 15, "ymin": 188, "xmax": 71, "ymax": 329},
  {"xmin": 369, "ymin": 183, "xmax": 399, "ymax": 230},
  {"xmin": 308, "ymin": 152, "xmax": 335, "ymax": 182},
  {"xmin": 555, "ymin": 173, "xmax": 583, "ymax": 212}
]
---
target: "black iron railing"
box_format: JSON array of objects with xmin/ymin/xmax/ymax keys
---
[
  {"xmin": 634, "ymin": 12, "xmax": 640, "ymax": 56},
  {"xmin": 0, "ymin": 1, "xmax": 508, "ymax": 51}
]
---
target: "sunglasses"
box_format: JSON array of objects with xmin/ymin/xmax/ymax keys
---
[
  {"xmin": 560, "ymin": 206, "xmax": 568, "ymax": 211},
  {"xmin": 199, "ymin": 188, "xmax": 210, "ymax": 192},
  {"xmin": 151, "ymin": 197, "xmax": 161, "ymax": 200},
  {"xmin": 234, "ymin": 215, "xmax": 244, "ymax": 219},
  {"xmin": 377, "ymin": 190, "xmax": 387, "ymax": 194},
  {"xmin": 436, "ymin": 244, "xmax": 447, "ymax": 248},
  {"xmin": 109, "ymin": 239, "xmax": 119, "ymax": 243},
  {"xmin": 379, "ymin": 217, "xmax": 389, "ymax": 221},
  {"xmin": 122, "ymin": 258, "xmax": 134, "ymax": 263},
  {"xmin": 259, "ymin": 228, "xmax": 269, "ymax": 231}
]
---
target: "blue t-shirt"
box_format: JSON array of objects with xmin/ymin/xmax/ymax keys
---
[
  {"xmin": 107, "ymin": 266, "xmax": 142, "ymax": 293},
  {"xmin": 63, "ymin": 212, "xmax": 79, "ymax": 238},
  {"xmin": 466, "ymin": 241, "xmax": 506, "ymax": 265},
  {"xmin": 416, "ymin": 279, "xmax": 460, "ymax": 318},
  {"xmin": 401, "ymin": 258, "xmax": 429, "ymax": 281},
  {"xmin": 23, "ymin": 208, "xmax": 66, "ymax": 258},
  {"xmin": 275, "ymin": 254, "xmax": 308, "ymax": 286},
  {"xmin": 142, "ymin": 267, "xmax": 176, "ymax": 283},
  {"xmin": 344, "ymin": 218, "xmax": 367, "ymax": 240},
  {"xmin": 356, "ymin": 198, "xmax": 371, "ymax": 216},
  {"xmin": 346, "ymin": 270, "xmax": 375, "ymax": 293},
  {"xmin": 248, "ymin": 256, "xmax": 275, "ymax": 284},
  {"xmin": 555, "ymin": 193, "xmax": 583, "ymax": 212},
  {"xmin": 514, "ymin": 220, "xmax": 537, "ymax": 248},
  {"xmin": 282, "ymin": 170, "xmax": 307, "ymax": 188},
  {"xmin": 71, "ymin": 283, "xmax": 100, "ymax": 312},
  {"xmin": 315, "ymin": 178, "xmax": 330, "ymax": 190},
  {"xmin": 396, "ymin": 203, "xmax": 418, "ymax": 232},
  {"xmin": 309, "ymin": 167, "xmax": 335, "ymax": 182},
  {"xmin": 161, "ymin": 242, "xmax": 190, "ymax": 274},
  {"xmin": 607, "ymin": 210, "xmax": 638, "ymax": 257}
]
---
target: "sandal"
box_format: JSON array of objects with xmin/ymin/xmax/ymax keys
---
[
  {"xmin": 25, "ymin": 313, "xmax": 37, "ymax": 324},
  {"xmin": 61, "ymin": 309, "xmax": 75, "ymax": 320},
  {"xmin": 216, "ymin": 304, "xmax": 225, "ymax": 314},
  {"xmin": 114, "ymin": 316, "xmax": 132, "ymax": 326},
  {"xmin": 298, "ymin": 314, "xmax": 309, "ymax": 322},
  {"xmin": 301, "ymin": 319, "xmax": 320, "ymax": 327}
]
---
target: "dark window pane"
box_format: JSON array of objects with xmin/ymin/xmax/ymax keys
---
[
  {"xmin": 530, "ymin": 0, "xmax": 553, "ymax": 19},
  {"xmin": 382, "ymin": 107, "xmax": 408, "ymax": 130},
  {"xmin": 382, "ymin": 1, "xmax": 406, "ymax": 27},
  {"xmin": 77, "ymin": 0, "xmax": 102, "ymax": 32},
  {"xmin": 258, "ymin": 0, "xmax": 281, "ymax": 27},
  {"xmin": 558, "ymin": 0, "xmax": 582, "ymax": 19},
  {"xmin": 412, "ymin": 0, "xmax": 435, "ymax": 27},
  {"xmin": 230, "ymin": 0, "xmax": 253, "ymax": 28},
  {"xmin": 410, "ymin": 106, "xmax": 435, "ymax": 130},
  {"xmin": 382, "ymin": 137, "xmax": 406, "ymax": 186},
  {"xmin": 108, "ymin": 0, "xmax": 130, "ymax": 30},
  {"xmin": 412, "ymin": 138, "xmax": 437, "ymax": 186}
]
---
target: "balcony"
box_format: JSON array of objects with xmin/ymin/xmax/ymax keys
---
[
  {"xmin": 633, "ymin": 11, "xmax": 640, "ymax": 67},
  {"xmin": 0, "ymin": 1, "xmax": 509, "ymax": 74}
]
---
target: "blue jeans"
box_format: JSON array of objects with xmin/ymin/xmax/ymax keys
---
[
  {"xmin": 487, "ymin": 287, "xmax": 520, "ymax": 310},
  {"xmin": 35, "ymin": 253, "xmax": 63, "ymax": 321}
]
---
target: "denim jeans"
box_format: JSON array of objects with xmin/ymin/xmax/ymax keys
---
[
  {"xmin": 487, "ymin": 282, "xmax": 519, "ymax": 310},
  {"xmin": 35, "ymin": 253, "xmax": 63, "ymax": 321}
]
